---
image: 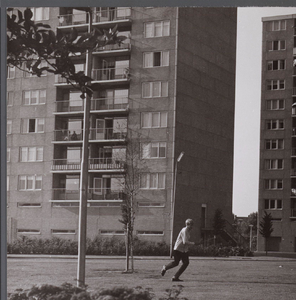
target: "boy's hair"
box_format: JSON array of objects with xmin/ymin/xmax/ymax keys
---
[{"xmin": 185, "ymin": 219, "xmax": 194, "ymax": 226}]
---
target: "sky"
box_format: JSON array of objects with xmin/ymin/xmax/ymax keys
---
[{"xmin": 233, "ymin": 7, "xmax": 296, "ymax": 217}]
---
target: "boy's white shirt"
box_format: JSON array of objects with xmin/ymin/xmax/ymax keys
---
[{"xmin": 174, "ymin": 226, "xmax": 194, "ymax": 253}]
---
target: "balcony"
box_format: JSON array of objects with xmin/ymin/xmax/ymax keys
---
[
  {"xmin": 89, "ymin": 128, "xmax": 127, "ymax": 141},
  {"xmin": 58, "ymin": 8, "xmax": 131, "ymax": 27},
  {"xmin": 54, "ymin": 100, "xmax": 84, "ymax": 114},
  {"xmin": 93, "ymin": 42, "xmax": 131, "ymax": 54},
  {"xmin": 293, "ymin": 128, "xmax": 296, "ymax": 136},
  {"xmin": 53, "ymin": 130, "xmax": 83, "ymax": 142},
  {"xmin": 55, "ymin": 67, "xmax": 130, "ymax": 85},
  {"xmin": 293, "ymin": 87, "xmax": 296, "ymax": 96},
  {"xmin": 291, "ymin": 169, "xmax": 296, "ymax": 176},
  {"xmin": 91, "ymin": 67, "xmax": 129, "ymax": 82},
  {"xmin": 52, "ymin": 188, "xmax": 125, "ymax": 201},
  {"xmin": 90, "ymin": 97, "xmax": 129, "ymax": 112},
  {"xmin": 51, "ymin": 158, "xmax": 125, "ymax": 172}
]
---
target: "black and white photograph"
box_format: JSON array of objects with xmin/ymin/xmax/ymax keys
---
[{"xmin": 4, "ymin": 3, "xmax": 296, "ymax": 299}]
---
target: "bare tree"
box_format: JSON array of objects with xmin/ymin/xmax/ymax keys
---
[{"xmin": 118, "ymin": 130, "xmax": 148, "ymax": 272}]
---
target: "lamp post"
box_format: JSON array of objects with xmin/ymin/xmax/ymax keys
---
[
  {"xmin": 249, "ymin": 224, "xmax": 253, "ymax": 250},
  {"xmin": 77, "ymin": 8, "xmax": 93, "ymax": 288},
  {"xmin": 170, "ymin": 151, "xmax": 184, "ymax": 257}
]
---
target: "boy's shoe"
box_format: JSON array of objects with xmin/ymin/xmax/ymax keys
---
[
  {"xmin": 172, "ymin": 277, "xmax": 183, "ymax": 282},
  {"xmin": 161, "ymin": 266, "xmax": 166, "ymax": 276}
]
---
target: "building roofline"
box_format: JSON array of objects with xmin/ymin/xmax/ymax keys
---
[{"xmin": 262, "ymin": 14, "xmax": 296, "ymax": 22}]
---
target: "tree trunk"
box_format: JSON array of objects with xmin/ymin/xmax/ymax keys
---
[
  {"xmin": 265, "ymin": 237, "xmax": 268, "ymax": 256},
  {"xmin": 125, "ymin": 225, "xmax": 129, "ymax": 272},
  {"xmin": 130, "ymin": 230, "xmax": 134, "ymax": 272}
]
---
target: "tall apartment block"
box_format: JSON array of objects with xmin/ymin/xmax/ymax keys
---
[
  {"xmin": 259, "ymin": 14, "xmax": 296, "ymax": 252},
  {"xmin": 7, "ymin": 7, "xmax": 237, "ymax": 245}
]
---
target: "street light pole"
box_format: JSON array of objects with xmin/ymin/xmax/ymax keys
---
[
  {"xmin": 170, "ymin": 151, "xmax": 184, "ymax": 258},
  {"xmin": 77, "ymin": 8, "xmax": 93, "ymax": 288},
  {"xmin": 249, "ymin": 224, "xmax": 253, "ymax": 250}
]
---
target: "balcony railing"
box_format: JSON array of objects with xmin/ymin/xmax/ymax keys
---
[
  {"xmin": 90, "ymin": 97, "xmax": 129, "ymax": 111},
  {"xmin": 94, "ymin": 42, "xmax": 131, "ymax": 52},
  {"xmin": 89, "ymin": 128, "xmax": 127, "ymax": 141},
  {"xmin": 54, "ymin": 130, "xmax": 83, "ymax": 142},
  {"xmin": 55, "ymin": 67, "xmax": 129, "ymax": 84},
  {"xmin": 51, "ymin": 158, "xmax": 125, "ymax": 171},
  {"xmin": 58, "ymin": 8, "xmax": 131, "ymax": 27},
  {"xmin": 53, "ymin": 128, "xmax": 127, "ymax": 142},
  {"xmin": 52, "ymin": 188, "xmax": 125, "ymax": 201},
  {"xmin": 91, "ymin": 67, "xmax": 129, "ymax": 81},
  {"xmin": 89, "ymin": 158, "xmax": 125, "ymax": 170},
  {"xmin": 52, "ymin": 158, "xmax": 81, "ymax": 171},
  {"xmin": 55, "ymin": 100, "xmax": 84, "ymax": 113}
]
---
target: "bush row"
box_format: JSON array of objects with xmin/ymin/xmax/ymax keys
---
[
  {"xmin": 7, "ymin": 235, "xmax": 253, "ymax": 257},
  {"xmin": 8, "ymin": 283, "xmax": 188, "ymax": 300},
  {"xmin": 7, "ymin": 236, "xmax": 170, "ymax": 256}
]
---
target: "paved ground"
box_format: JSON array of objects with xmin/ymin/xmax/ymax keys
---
[{"xmin": 7, "ymin": 255, "xmax": 296, "ymax": 299}]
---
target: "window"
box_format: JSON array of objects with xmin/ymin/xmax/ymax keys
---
[
  {"xmin": 137, "ymin": 230, "xmax": 164, "ymax": 235},
  {"xmin": 52, "ymin": 230, "xmax": 76, "ymax": 234},
  {"xmin": 267, "ymin": 60, "xmax": 285, "ymax": 71},
  {"xmin": 23, "ymin": 90, "xmax": 46, "ymax": 105},
  {"xmin": 138, "ymin": 202, "xmax": 165, "ymax": 207},
  {"xmin": 20, "ymin": 147, "xmax": 43, "ymax": 162},
  {"xmin": 266, "ymin": 119, "xmax": 284, "ymax": 130},
  {"xmin": 264, "ymin": 179, "xmax": 283, "ymax": 190},
  {"xmin": 143, "ymin": 51, "xmax": 169, "ymax": 67},
  {"xmin": 267, "ymin": 40, "xmax": 286, "ymax": 51},
  {"xmin": 265, "ymin": 139, "xmax": 284, "ymax": 150},
  {"xmin": 100, "ymin": 230, "xmax": 124, "ymax": 235},
  {"xmin": 18, "ymin": 175, "xmax": 42, "ymax": 190},
  {"xmin": 141, "ymin": 112, "xmax": 168, "ymax": 128},
  {"xmin": 266, "ymin": 99, "xmax": 284, "ymax": 110},
  {"xmin": 265, "ymin": 159, "xmax": 283, "ymax": 170},
  {"xmin": 142, "ymin": 142, "xmax": 166, "ymax": 158},
  {"xmin": 269, "ymin": 20, "xmax": 286, "ymax": 31},
  {"xmin": 21, "ymin": 118, "xmax": 45, "ymax": 133},
  {"xmin": 18, "ymin": 203, "xmax": 41, "ymax": 208},
  {"xmin": 7, "ymin": 148, "xmax": 10, "ymax": 163},
  {"xmin": 140, "ymin": 173, "xmax": 166, "ymax": 189},
  {"xmin": 7, "ymin": 120, "xmax": 12, "ymax": 134},
  {"xmin": 17, "ymin": 229, "xmax": 40, "ymax": 235},
  {"xmin": 7, "ymin": 66, "xmax": 15, "ymax": 79},
  {"xmin": 264, "ymin": 199, "xmax": 282, "ymax": 209},
  {"xmin": 144, "ymin": 20, "xmax": 170, "ymax": 38},
  {"xmin": 267, "ymin": 80, "xmax": 285, "ymax": 90},
  {"xmin": 7, "ymin": 92, "xmax": 13, "ymax": 106},
  {"xmin": 32, "ymin": 7, "xmax": 49, "ymax": 21},
  {"xmin": 142, "ymin": 81, "xmax": 168, "ymax": 98}
]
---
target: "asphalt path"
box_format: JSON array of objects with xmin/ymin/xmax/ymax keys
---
[{"xmin": 7, "ymin": 256, "xmax": 296, "ymax": 299}]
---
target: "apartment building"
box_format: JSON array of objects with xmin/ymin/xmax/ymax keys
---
[
  {"xmin": 7, "ymin": 7, "xmax": 237, "ymax": 245},
  {"xmin": 259, "ymin": 14, "xmax": 296, "ymax": 252}
]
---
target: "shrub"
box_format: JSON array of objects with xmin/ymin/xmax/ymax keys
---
[{"xmin": 8, "ymin": 284, "xmax": 187, "ymax": 300}]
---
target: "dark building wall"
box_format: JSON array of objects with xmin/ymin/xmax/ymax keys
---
[{"xmin": 173, "ymin": 7, "xmax": 237, "ymax": 240}]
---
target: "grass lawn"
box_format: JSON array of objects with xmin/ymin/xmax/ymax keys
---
[{"xmin": 7, "ymin": 256, "xmax": 296, "ymax": 299}]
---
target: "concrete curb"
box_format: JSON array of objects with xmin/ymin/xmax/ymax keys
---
[{"xmin": 7, "ymin": 254, "xmax": 296, "ymax": 261}]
